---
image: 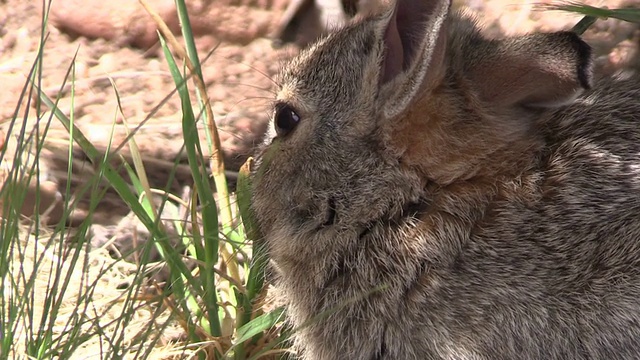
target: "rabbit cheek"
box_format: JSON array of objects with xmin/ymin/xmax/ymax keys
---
[{"xmin": 384, "ymin": 92, "xmax": 467, "ymax": 183}]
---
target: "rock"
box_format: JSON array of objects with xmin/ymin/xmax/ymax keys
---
[
  {"xmin": 0, "ymin": 147, "xmax": 63, "ymax": 225},
  {"xmin": 48, "ymin": 0, "xmax": 291, "ymax": 49},
  {"xmin": 49, "ymin": 0, "xmax": 178, "ymax": 49}
]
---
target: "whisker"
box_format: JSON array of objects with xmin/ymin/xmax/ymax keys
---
[
  {"xmin": 206, "ymin": 53, "xmax": 281, "ymax": 88},
  {"xmin": 210, "ymin": 81, "xmax": 275, "ymax": 94}
]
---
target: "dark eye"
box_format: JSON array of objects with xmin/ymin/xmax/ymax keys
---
[{"xmin": 274, "ymin": 102, "xmax": 301, "ymax": 137}]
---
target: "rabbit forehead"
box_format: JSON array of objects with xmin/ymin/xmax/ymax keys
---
[{"xmin": 278, "ymin": 20, "xmax": 383, "ymax": 116}]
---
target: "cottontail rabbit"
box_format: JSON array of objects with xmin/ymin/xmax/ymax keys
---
[{"xmin": 251, "ymin": 0, "xmax": 640, "ymax": 358}]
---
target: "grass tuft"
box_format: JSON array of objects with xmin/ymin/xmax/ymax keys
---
[{"xmin": 1, "ymin": 0, "xmax": 288, "ymax": 359}]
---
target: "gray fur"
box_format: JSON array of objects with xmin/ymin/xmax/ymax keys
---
[{"xmin": 251, "ymin": 0, "xmax": 640, "ymax": 358}]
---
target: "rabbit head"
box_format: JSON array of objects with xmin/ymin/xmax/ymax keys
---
[{"xmin": 252, "ymin": 0, "xmax": 591, "ymax": 275}]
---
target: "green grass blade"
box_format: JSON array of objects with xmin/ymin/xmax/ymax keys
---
[
  {"xmin": 233, "ymin": 307, "xmax": 285, "ymax": 347},
  {"xmin": 173, "ymin": 0, "xmax": 240, "ymax": 293},
  {"xmin": 539, "ymin": 2, "xmax": 640, "ymax": 24},
  {"xmin": 159, "ymin": 33, "xmax": 222, "ymax": 338},
  {"xmin": 571, "ymin": 16, "xmax": 598, "ymax": 35},
  {"xmin": 235, "ymin": 158, "xmax": 269, "ymax": 342}
]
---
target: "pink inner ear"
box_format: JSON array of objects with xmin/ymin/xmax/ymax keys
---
[
  {"xmin": 381, "ymin": 15, "xmax": 405, "ymax": 84},
  {"xmin": 380, "ymin": 0, "xmax": 448, "ymax": 85}
]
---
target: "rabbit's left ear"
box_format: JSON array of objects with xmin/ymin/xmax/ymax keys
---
[
  {"xmin": 464, "ymin": 32, "xmax": 593, "ymax": 109},
  {"xmin": 377, "ymin": 0, "xmax": 451, "ymax": 119}
]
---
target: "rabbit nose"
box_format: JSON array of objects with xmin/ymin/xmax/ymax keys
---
[{"xmin": 274, "ymin": 102, "xmax": 301, "ymax": 137}]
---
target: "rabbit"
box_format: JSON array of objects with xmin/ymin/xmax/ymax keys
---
[{"xmin": 250, "ymin": 0, "xmax": 640, "ymax": 358}]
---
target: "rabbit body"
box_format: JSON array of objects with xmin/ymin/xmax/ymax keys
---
[{"xmin": 251, "ymin": 0, "xmax": 640, "ymax": 358}]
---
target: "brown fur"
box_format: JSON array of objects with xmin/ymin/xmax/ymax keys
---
[{"xmin": 251, "ymin": 0, "xmax": 640, "ymax": 358}]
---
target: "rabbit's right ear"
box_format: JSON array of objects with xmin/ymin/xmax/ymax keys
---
[{"xmin": 376, "ymin": 0, "xmax": 451, "ymax": 119}]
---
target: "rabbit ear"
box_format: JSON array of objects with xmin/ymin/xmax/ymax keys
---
[
  {"xmin": 467, "ymin": 32, "xmax": 592, "ymax": 109},
  {"xmin": 378, "ymin": 0, "xmax": 451, "ymax": 119}
]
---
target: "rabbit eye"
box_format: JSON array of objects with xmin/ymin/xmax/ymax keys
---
[{"xmin": 274, "ymin": 103, "xmax": 300, "ymax": 137}]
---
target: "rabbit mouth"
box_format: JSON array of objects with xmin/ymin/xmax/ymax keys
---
[{"xmin": 322, "ymin": 197, "xmax": 337, "ymax": 227}]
